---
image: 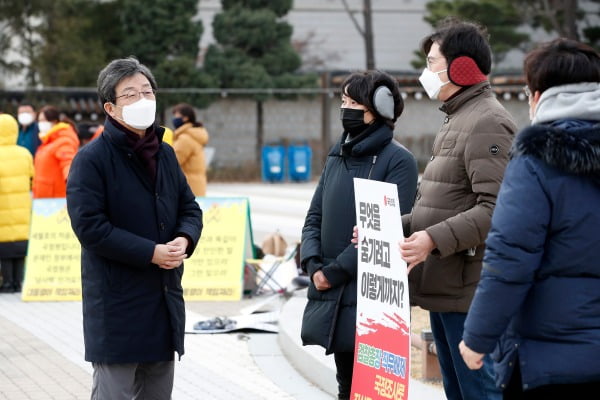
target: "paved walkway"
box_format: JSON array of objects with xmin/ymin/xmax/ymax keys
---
[
  {"xmin": 0, "ymin": 183, "xmax": 446, "ymax": 399},
  {"xmin": 0, "ymin": 290, "xmax": 446, "ymax": 399},
  {"xmin": 0, "ymin": 293, "xmax": 330, "ymax": 400}
]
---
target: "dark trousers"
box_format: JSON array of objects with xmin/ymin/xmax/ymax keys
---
[
  {"xmin": 0, "ymin": 257, "xmax": 25, "ymax": 291},
  {"xmin": 91, "ymin": 361, "xmax": 174, "ymax": 400},
  {"xmin": 430, "ymin": 311, "xmax": 501, "ymax": 400},
  {"xmin": 504, "ymin": 358, "xmax": 600, "ymax": 399},
  {"xmin": 334, "ymin": 352, "xmax": 354, "ymax": 400}
]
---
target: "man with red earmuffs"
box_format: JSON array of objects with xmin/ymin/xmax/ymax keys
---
[{"xmin": 399, "ymin": 17, "xmax": 517, "ymax": 400}]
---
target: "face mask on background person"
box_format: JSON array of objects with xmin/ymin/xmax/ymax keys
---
[
  {"xmin": 419, "ymin": 68, "xmax": 449, "ymax": 99},
  {"xmin": 18, "ymin": 112, "xmax": 34, "ymax": 126},
  {"xmin": 37, "ymin": 121, "xmax": 52, "ymax": 136},
  {"xmin": 340, "ymin": 107, "xmax": 369, "ymax": 137},
  {"xmin": 172, "ymin": 117, "xmax": 184, "ymax": 129},
  {"xmin": 115, "ymin": 97, "xmax": 156, "ymax": 130}
]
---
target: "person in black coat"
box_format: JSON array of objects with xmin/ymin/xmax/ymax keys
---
[
  {"xmin": 300, "ymin": 70, "xmax": 418, "ymax": 399},
  {"xmin": 66, "ymin": 57, "xmax": 203, "ymax": 400}
]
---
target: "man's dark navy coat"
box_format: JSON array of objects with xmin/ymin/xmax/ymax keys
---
[{"xmin": 66, "ymin": 119, "xmax": 203, "ymax": 363}]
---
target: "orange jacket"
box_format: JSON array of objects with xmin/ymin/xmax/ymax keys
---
[{"xmin": 33, "ymin": 122, "xmax": 79, "ymax": 198}]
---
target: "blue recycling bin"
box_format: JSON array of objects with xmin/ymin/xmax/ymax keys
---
[
  {"xmin": 287, "ymin": 145, "xmax": 312, "ymax": 182},
  {"xmin": 261, "ymin": 145, "xmax": 286, "ymax": 182}
]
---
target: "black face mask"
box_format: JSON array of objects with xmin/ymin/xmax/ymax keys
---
[{"xmin": 340, "ymin": 108, "xmax": 369, "ymax": 137}]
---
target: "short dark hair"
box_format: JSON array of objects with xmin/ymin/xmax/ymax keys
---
[
  {"xmin": 524, "ymin": 38, "xmax": 600, "ymax": 95},
  {"xmin": 172, "ymin": 103, "xmax": 203, "ymax": 127},
  {"xmin": 39, "ymin": 105, "xmax": 78, "ymax": 133},
  {"xmin": 421, "ymin": 17, "xmax": 492, "ymax": 75},
  {"xmin": 97, "ymin": 57, "xmax": 157, "ymax": 105},
  {"xmin": 39, "ymin": 105, "xmax": 61, "ymax": 123},
  {"xmin": 341, "ymin": 70, "xmax": 404, "ymax": 127}
]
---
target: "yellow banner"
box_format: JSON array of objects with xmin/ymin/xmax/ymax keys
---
[
  {"xmin": 22, "ymin": 197, "xmax": 253, "ymax": 302},
  {"xmin": 22, "ymin": 199, "xmax": 82, "ymax": 301},
  {"xmin": 182, "ymin": 197, "xmax": 253, "ymax": 300}
]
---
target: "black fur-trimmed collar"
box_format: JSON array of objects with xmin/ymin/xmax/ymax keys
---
[{"xmin": 511, "ymin": 122, "xmax": 600, "ymax": 180}]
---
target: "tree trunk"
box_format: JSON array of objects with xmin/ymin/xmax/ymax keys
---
[
  {"xmin": 363, "ymin": 0, "xmax": 375, "ymax": 69},
  {"xmin": 256, "ymin": 100, "xmax": 264, "ymax": 166},
  {"xmin": 320, "ymin": 71, "xmax": 331, "ymax": 169},
  {"xmin": 562, "ymin": 0, "xmax": 580, "ymax": 40}
]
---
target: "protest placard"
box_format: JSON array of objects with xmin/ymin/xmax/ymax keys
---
[{"xmin": 351, "ymin": 178, "xmax": 411, "ymax": 400}]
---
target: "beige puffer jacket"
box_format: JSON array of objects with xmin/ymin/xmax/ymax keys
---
[
  {"xmin": 404, "ymin": 82, "xmax": 517, "ymax": 312},
  {"xmin": 172, "ymin": 123, "xmax": 210, "ymax": 197}
]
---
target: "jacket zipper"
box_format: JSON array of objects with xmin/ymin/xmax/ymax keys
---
[{"xmin": 367, "ymin": 155, "xmax": 377, "ymax": 179}]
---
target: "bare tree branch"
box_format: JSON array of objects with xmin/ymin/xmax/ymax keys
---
[{"xmin": 341, "ymin": 0, "xmax": 365, "ymax": 38}]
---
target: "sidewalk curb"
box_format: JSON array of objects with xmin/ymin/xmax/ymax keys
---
[{"xmin": 277, "ymin": 289, "xmax": 447, "ymax": 399}]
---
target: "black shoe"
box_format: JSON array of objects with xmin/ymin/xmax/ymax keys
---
[
  {"xmin": 0, "ymin": 282, "xmax": 14, "ymax": 293},
  {"xmin": 13, "ymin": 282, "xmax": 22, "ymax": 293}
]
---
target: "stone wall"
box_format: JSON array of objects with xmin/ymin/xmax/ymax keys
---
[{"xmin": 174, "ymin": 94, "xmax": 531, "ymax": 174}]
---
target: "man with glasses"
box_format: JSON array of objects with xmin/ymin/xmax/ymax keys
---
[
  {"xmin": 66, "ymin": 57, "xmax": 203, "ymax": 399},
  {"xmin": 399, "ymin": 18, "xmax": 516, "ymax": 400}
]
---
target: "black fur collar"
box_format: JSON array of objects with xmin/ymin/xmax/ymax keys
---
[{"xmin": 511, "ymin": 122, "xmax": 600, "ymax": 180}]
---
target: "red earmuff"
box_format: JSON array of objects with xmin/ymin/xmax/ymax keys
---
[{"xmin": 447, "ymin": 56, "xmax": 488, "ymax": 86}]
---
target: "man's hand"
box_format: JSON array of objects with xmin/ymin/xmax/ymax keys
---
[
  {"xmin": 152, "ymin": 236, "xmax": 189, "ymax": 269},
  {"xmin": 312, "ymin": 270, "xmax": 331, "ymax": 291},
  {"xmin": 399, "ymin": 230, "xmax": 435, "ymax": 273},
  {"xmin": 167, "ymin": 236, "xmax": 189, "ymax": 252},
  {"xmin": 459, "ymin": 340, "xmax": 484, "ymax": 370},
  {"xmin": 351, "ymin": 225, "xmax": 358, "ymax": 247}
]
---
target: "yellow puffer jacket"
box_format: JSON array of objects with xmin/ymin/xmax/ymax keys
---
[{"xmin": 0, "ymin": 114, "xmax": 34, "ymax": 245}]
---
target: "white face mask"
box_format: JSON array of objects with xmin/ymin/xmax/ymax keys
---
[
  {"xmin": 115, "ymin": 97, "xmax": 156, "ymax": 130},
  {"xmin": 419, "ymin": 68, "xmax": 450, "ymax": 100},
  {"xmin": 18, "ymin": 112, "xmax": 34, "ymax": 126},
  {"xmin": 38, "ymin": 121, "xmax": 52, "ymax": 135}
]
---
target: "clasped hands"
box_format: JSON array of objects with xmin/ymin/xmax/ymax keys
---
[{"xmin": 152, "ymin": 236, "xmax": 188, "ymax": 270}]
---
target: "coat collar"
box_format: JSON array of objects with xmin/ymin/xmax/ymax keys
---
[
  {"xmin": 330, "ymin": 121, "xmax": 392, "ymax": 158},
  {"xmin": 103, "ymin": 117, "xmax": 165, "ymax": 149},
  {"xmin": 440, "ymin": 81, "xmax": 491, "ymax": 115}
]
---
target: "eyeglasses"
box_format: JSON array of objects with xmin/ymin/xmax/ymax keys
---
[
  {"xmin": 426, "ymin": 56, "xmax": 445, "ymax": 69},
  {"xmin": 115, "ymin": 88, "xmax": 156, "ymax": 102},
  {"xmin": 523, "ymin": 86, "xmax": 531, "ymax": 97}
]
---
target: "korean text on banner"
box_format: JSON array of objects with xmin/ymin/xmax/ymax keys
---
[
  {"xmin": 22, "ymin": 197, "xmax": 253, "ymax": 302},
  {"xmin": 351, "ymin": 177, "xmax": 411, "ymax": 400},
  {"xmin": 182, "ymin": 197, "xmax": 254, "ymax": 301}
]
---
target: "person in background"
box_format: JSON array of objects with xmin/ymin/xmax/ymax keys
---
[
  {"xmin": 66, "ymin": 57, "xmax": 203, "ymax": 400},
  {"xmin": 32, "ymin": 106, "xmax": 79, "ymax": 199},
  {"xmin": 300, "ymin": 70, "xmax": 418, "ymax": 399},
  {"xmin": 0, "ymin": 114, "xmax": 34, "ymax": 293},
  {"xmin": 17, "ymin": 103, "xmax": 41, "ymax": 156},
  {"xmin": 76, "ymin": 123, "xmax": 100, "ymax": 147},
  {"xmin": 171, "ymin": 103, "xmax": 209, "ymax": 197},
  {"xmin": 399, "ymin": 17, "xmax": 516, "ymax": 400},
  {"xmin": 460, "ymin": 38, "xmax": 600, "ymax": 399}
]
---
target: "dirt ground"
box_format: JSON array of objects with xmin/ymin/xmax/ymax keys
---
[{"xmin": 410, "ymin": 306, "xmax": 443, "ymax": 388}]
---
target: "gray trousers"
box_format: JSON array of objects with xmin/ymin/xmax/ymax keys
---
[{"xmin": 91, "ymin": 361, "xmax": 174, "ymax": 400}]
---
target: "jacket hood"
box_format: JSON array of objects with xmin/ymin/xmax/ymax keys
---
[
  {"xmin": 330, "ymin": 121, "xmax": 392, "ymax": 157},
  {"xmin": 511, "ymin": 121, "xmax": 600, "ymax": 184},
  {"xmin": 174, "ymin": 123, "xmax": 207, "ymax": 145},
  {"xmin": 532, "ymin": 82, "xmax": 600, "ymax": 125},
  {"xmin": 0, "ymin": 114, "xmax": 19, "ymax": 145}
]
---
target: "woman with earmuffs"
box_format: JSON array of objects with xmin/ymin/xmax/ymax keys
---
[{"xmin": 300, "ymin": 70, "xmax": 419, "ymax": 399}]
